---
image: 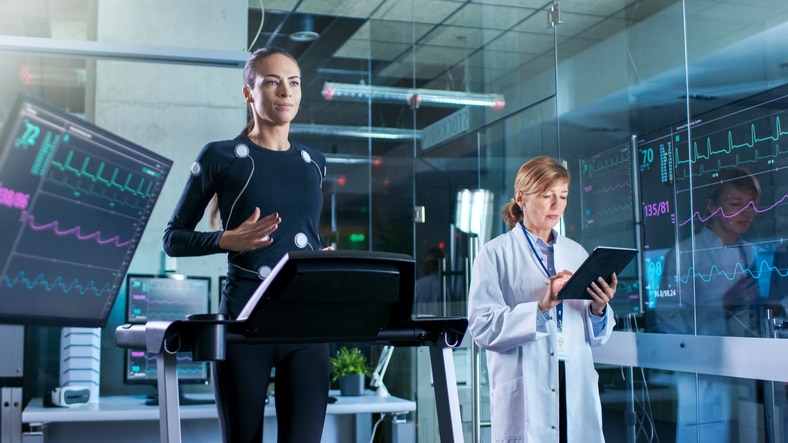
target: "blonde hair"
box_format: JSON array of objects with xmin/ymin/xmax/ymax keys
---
[{"xmin": 501, "ymin": 156, "xmax": 570, "ymax": 229}]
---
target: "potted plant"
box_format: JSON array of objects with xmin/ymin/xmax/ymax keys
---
[{"xmin": 329, "ymin": 346, "xmax": 371, "ymax": 396}]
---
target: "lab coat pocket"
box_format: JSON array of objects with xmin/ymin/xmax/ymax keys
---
[{"xmin": 491, "ymin": 377, "xmax": 526, "ymax": 442}]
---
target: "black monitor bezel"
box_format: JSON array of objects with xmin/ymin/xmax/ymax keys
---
[{"xmin": 0, "ymin": 93, "xmax": 172, "ymax": 328}]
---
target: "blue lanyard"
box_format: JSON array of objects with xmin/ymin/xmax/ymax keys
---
[
  {"xmin": 520, "ymin": 221, "xmax": 563, "ymax": 330},
  {"xmin": 520, "ymin": 221, "xmax": 551, "ymax": 278}
]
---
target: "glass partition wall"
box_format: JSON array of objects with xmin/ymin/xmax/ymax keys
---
[
  {"xmin": 552, "ymin": 1, "xmax": 788, "ymax": 443},
  {"xmin": 4, "ymin": 1, "xmax": 788, "ymax": 442}
]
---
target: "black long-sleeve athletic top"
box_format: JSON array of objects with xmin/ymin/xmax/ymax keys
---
[{"xmin": 162, "ymin": 134, "xmax": 326, "ymax": 289}]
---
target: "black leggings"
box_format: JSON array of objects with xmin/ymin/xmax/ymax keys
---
[
  {"xmin": 213, "ymin": 341, "xmax": 330, "ymax": 443},
  {"xmin": 215, "ymin": 277, "xmax": 329, "ymax": 443}
]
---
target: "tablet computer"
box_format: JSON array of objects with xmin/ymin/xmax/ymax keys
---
[{"xmin": 556, "ymin": 246, "xmax": 638, "ymax": 300}]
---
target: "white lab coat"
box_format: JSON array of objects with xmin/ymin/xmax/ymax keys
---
[{"xmin": 468, "ymin": 227, "xmax": 615, "ymax": 443}]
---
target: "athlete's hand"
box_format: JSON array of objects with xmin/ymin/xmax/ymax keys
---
[{"xmin": 219, "ymin": 208, "xmax": 280, "ymax": 252}]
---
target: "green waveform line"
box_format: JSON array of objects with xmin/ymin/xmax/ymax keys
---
[
  {"xmin": 583, "ymin": 151, "xmax": 631, "ymax": 179},
  {"xmin": 48, "ymin": 150, "xmax": 153, "ymax": 199},
  {"xmin": 675, "ymin": 116, "xmax": 787, "ymax": 169},
  {"xmin": 673, "ymin": 146, "xmax": 786, "ymax": 181}
]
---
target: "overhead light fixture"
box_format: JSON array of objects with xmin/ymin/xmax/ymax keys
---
[
  {"xmin": 289, "ymin": 15, "xmax": 320, "ymax": 42},
  {"xmin": 322, "ymin": 82, "xmax": 505, "ymax": 110},
  {"xmin": 290, "ymin": 123, "xmax": 418, "ymax": 140}
]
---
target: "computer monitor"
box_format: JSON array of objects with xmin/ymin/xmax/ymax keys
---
[
  {"xmin": 0, "ymin": 93, "xmax": 172, "ymax": 327},
  {"xmin": 124, "ymin": 274, "xmax": 213, "ymax": 405}
]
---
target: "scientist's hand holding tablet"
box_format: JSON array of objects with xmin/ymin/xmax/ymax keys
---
[{"xmin": 538, "ymin": 246, "xmax": 638, "ymax": 314}]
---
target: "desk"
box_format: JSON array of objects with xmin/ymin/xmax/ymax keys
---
[{"xmin": 22, "ymin": 391, "xmax": 415, "ymax": 443}]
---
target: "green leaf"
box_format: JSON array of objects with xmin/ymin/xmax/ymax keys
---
[{"xmin": 329, "ymin": 346, "xmax": 372, "ymax": 382}]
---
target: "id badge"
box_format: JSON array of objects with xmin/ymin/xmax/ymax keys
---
[{"xmin": 556, "ymin": 332, "xmax": 569, "ymax": 361}]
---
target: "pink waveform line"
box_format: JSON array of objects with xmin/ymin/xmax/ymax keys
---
[
  {"xmin": 679, "ymin": 194, "xmax": 788, "ymax": 227},
  {"xmin": 24, "ymin": 214, "xmax": 132, "ymax": 247}
]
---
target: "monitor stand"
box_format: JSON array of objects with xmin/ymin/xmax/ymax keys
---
[{"xmin": 145, "ymin": 387, "xmax": 215, "ymax": 406}]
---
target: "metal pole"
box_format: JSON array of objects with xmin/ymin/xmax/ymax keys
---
[
  {"xmin": 157, "ymin": 351, "xmax": 182, "ymax": 443},
  {"xmin": 430, "ymin": 344, "xmax": 465, "ymax": 443}
]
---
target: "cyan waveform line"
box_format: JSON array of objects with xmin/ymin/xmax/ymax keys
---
[
  {"xmin": 49, "ymin": 150, "xmax": 154, "ymax": 198},
  {"xmin": 145, "ymin": 366, "xmax": 204, "ymax": 378},
  {"xmin": 673, "ymin": 146, "xmax": 788, "ymax": 181},
  {"xmin": 678, "ymin": 194, "xmax": 788, "ymax": 227},
  {"xmin": 591, "ymin": 181, "xmax": 632, "ymax": 196},
  {"xmin": 23, "ymin": 214, "xmax": 132, "ymax": 247},
  {"xmin": 143, "ymin": 354, "xmax": 195, "ymax": 363},
  {"xmin": 1, "ymin": 271, "xmax": 113, "ymax": 297},
  {"xmin": 147, "ymin": 312, "xmax": 200, "ymax": 319},
  {"xmin": 142, "ymin": 366, "xmax": 204, "ymax": 375},
  {"xmin": 676, "ymin": 116, "xmax": 787, "ymax": 167},
  {"xmin": 681, "ymin": 259, "xmax": 788, "ymax": 284}
]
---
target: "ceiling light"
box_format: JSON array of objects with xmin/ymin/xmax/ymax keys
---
[
  {"xmin": 321, "ymin": 82, "xmax": 505, "ymax": 110},
  {"xmin": 290, "ymin": 15, "xmax": 320, "ymax": 42},
  {"xmin": 290, "ymin": 123, "xmax": 418, "ymax": 140}
]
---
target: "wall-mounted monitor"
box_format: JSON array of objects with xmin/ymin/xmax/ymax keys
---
[
  {"xmin": 578, "ymin": 142, "xmax": 641, "ymax": 315},
  {"xmin": 123, "ymin": 274, "xmax": 213, "ymax": 404},
  {"xmin": 0, "ymin": 94, "xmax": 172, "ymax": 327}
]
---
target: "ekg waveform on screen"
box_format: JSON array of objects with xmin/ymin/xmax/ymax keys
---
[
  {"xmin": 678, "ymin": 193, "xmax": 788, "ymax": 227},
  {"xmin": 679, "ymin": 259, "xmax": 788, "ymax": 285},
  {"xmin": 22, "ymin": 213, "xmax": 133, "ymax": 247},
  {"xmin": 639, "ymin": 91, "xmax": 788, "ymax": 188},
  {"xmin": 579, "ymin": 143, "xmax": 634, "ymax": 231},
  {"xmin": 676, "ymin": 116, "xmax": 788, "ymax": 167},
  {"xmin": 0, "ymin": 94, "xmax": 172, "ymax": 327},
  {"xmin": 637, "ymin": 85, "xmax": 788, "ymax": 313},
  {"xmin": 127, "ymin": 350, "xmax": 208, "ymax": 381},
  {"xmin": 2, "ymin": 271, "xmax": 115, "ymax": 297}
]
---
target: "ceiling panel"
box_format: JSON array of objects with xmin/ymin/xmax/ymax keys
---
[
  {"xmin": 405, "ymin": 45, "xmax": 470, "ymax": 70},
  {"xmin": 418, "ymin": 25, "xmax": 504, "ymax": 51},
  {"xmin": 554, "ymin": 12, "xmax": 621, "ymax": 38},
  {"xmin": 486, "ymin": 30, "xmax": 554, "ymax": 56},
  {"xmin": 618, "ymin": 0, "xmax": 676, "ymax": 20},
  {"xmin": 561, "ymin": 0, "xmax": 631, "ymax": 16},
  {"xmin": 362, "ymin": 20, "xmax": 433, "ymax": 44},
  {"xmin": 513, "ymin": 10, "xmax": 554, "ymax": 33},
  {"xmin": 572, "ymin": 15, "xmax": 629, "ymax": 41},
  {"xmin": 445, "ymin": 3, "xmax": 534, "ymax": 30},
  {"xmin": 252, "ymin": 0, "xmax": 298, "ymax": 12},
  {"xmin": 467, "ymin": 48, "xmax": 530, "ymax": 73},
  {"xmin": 334, "ymin": 39, "xmax": 412, "ymax": 62},
  {"xmin": 295, "ymin": 0, "xmax": 386, "ymax": 19},
  {"xmin": 370, "ymin": 0, "xmax": 463, "ymax": 24}
]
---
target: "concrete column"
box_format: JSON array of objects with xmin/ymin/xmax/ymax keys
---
[{"xmin": 93, "ymin": 1, "xmax": 248, "ymax": 277}]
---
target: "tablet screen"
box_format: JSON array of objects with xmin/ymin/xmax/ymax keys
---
[{"xmin": 556, "ymin": 246, "xmax": 638, "ymax": 300}]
